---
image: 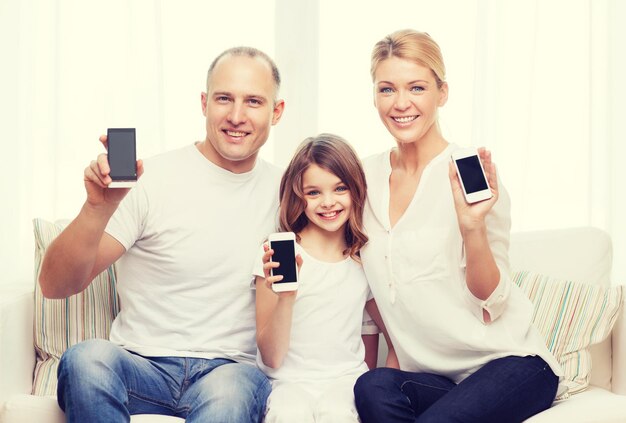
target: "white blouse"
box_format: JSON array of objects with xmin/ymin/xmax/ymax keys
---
[{"xmin": 361, "ymin": 144, "xmax": 562, "ymax": 383}]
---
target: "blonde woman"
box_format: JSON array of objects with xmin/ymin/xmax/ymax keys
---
[{"xmin": 354, "ymin": 30, "xmax": 562, "ymax": 423}]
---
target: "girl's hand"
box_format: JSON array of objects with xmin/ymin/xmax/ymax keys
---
[
  {"xmin": 448, "ymin": 147, "xmax": 499, "ymax": 232},
  {"xmin": 262, "ymin": 244, "xmax": 302, "ymax": 297}
]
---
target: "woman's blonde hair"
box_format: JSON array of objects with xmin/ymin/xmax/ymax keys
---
[
  {"xmin": 278, "ymin": 134, "xmax": 368, "ymax": 261},
  {"xmin": 371, "ymin": 29, "xmax": 446, "ymax": 88}
]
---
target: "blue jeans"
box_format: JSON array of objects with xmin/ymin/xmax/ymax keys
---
[
  {"xmin": 57, "ymin": 339, "xmax": 270, "ymax": 423},
  {"xmin": 354, "ymin": 355, "xmax": 558, "ymax": 423}
]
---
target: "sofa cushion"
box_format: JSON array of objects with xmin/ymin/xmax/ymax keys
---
[
  {"xmin": 0, "ymin": 395, "xmax": 184, "ymax": 423},
  {"xmin": 523, "ymin": 386, "xmax": 626, "ymax": 423},
  {"xmin": 0, "ymin": 285, "xmax": 35, "ymax": 403},
  {"xmin": 513, "ymin": 271, "xmax": 624, "ymax": 398},
  {"xmin": 0, "ymin": 395, "xmax": 64, "ymax": 423},
  {"xmin": 32, "ymin": 218, "xmax": 119, "ymax": 396}
]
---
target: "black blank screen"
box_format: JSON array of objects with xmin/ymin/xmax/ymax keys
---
[
  {"xmin": 108, "ymin": 129, "xmax": 137, "ymax": 180},
  {"xmin": 270, "ymin": 240, "xmax": 297, "ymax": 283},
  {"xmin": 456, "ymin": 155, "xmax": 488, "ymax": 193}
]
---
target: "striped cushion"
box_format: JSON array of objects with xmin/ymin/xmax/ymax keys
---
[
  {"xmin": 32, "ymin": 218, "xmax": 119, "ymax": 396},
  {"xmin": 512, "ymin": 271, "xmax": 624, "ymax": 398}
]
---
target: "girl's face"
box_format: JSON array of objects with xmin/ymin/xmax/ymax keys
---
[
  {"xmin": 373, "ymin": 56, "xmax": 448, "ymax": 145},
  {"xmin": 301, "ymin": 164, "xmax": 352, "ymax": 235}
]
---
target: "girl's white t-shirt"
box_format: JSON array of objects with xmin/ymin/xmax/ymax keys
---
[{"xmin": 253, "ymin": 244, "xmax": 371, "ymax": 382}]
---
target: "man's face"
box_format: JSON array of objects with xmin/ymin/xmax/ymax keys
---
[{"xmin": 201, "ymin": 54, "xmax": 284, "ymax": 173}]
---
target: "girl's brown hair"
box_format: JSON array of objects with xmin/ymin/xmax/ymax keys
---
[{"xmin": 278, "ymin": 134, "xmax": 368, "ymax": 260}]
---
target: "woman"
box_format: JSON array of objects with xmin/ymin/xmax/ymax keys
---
[{"xmin": 353, "ymin": 29, "xmax": 563, "ymax": 423}]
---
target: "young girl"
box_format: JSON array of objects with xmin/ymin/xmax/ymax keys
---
[{"xmin": 254, "ymin": 134, "xmax": 392, "ymax": 423}]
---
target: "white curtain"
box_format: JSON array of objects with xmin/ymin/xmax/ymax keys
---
[
  {"xmin": 317, "ymin": 0, "xmax": 626, "ymax": 282},
  {"xmin": 2, "ymin": 0, "xmax": 624, "ymax": 286},
  {"xmin": 0, "ymin": 0, "xmax": 276, "ymax": 285}
]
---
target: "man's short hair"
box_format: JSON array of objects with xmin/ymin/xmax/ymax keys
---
[{"xmin": 206, "ymin": 46, "xmax": 281, "ymax": 99}]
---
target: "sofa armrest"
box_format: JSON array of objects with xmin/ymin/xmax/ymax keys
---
[
  {"xmin": 0, "ymin": 284, "xmax": 36, "ymax": 404},
  {"xmin": 612, "ymin": 295, "xmax": 626, "ymax": 394}
]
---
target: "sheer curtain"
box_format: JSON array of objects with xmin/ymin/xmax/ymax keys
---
[
  {"xmin": 2, "ymin": 0, "xmax": 624, "ymax": 286},
  {"xmin": 317, "ymin": 0, "xmax": 626, "ymax": 282},
  {"xmin": 1, "ymin": 0, "xmax": 276, "ymax": 285}
]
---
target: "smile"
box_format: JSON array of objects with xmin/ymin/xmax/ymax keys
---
[
  {"xmin": 392, "ymin": 116, "xmax": 417, "ymax": 123},
  {"xmin": 318, "ymin": 210, "xmax": 342, "ymax": 220},
  {"xmin": 224, "ymin": 130, "xmax": 248, "ymax": 138}
]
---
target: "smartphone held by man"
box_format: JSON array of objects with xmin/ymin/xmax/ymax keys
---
[{"xmin": 107, "ymin": 128, "xmax": 137, "ymax": 188}]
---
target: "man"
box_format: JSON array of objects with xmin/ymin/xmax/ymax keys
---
[{"xmin": 39, "ymin": 46, "xmax": 285, "ymax": 422}]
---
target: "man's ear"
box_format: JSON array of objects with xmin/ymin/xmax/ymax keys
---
[
  {"xmin": 201, "ymin": 92, "xmax": 208, "ymax": 116},
  {"xmin": 271, "ymin": 99, "xmax": 285, "ymax": 125}
]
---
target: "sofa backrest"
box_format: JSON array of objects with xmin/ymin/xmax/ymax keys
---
[
  {"xmin": 509, "ymin": 227, "xmax": 612, "ymax": 287},
  {"xmin": 509, "ymin": 226, "xmax": 613, "ymax": 390}
]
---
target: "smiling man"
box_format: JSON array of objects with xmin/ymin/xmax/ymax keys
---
[
  {"xmin": 39, "ymin": 47, "xmax": 285, "ymax": 423},
  {"xmin": 200, "ymin": 49, "xmax": 284, "ymax": 173}
]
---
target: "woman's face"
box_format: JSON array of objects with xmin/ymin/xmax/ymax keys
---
[{"xmin": 373, "ymin": 56, "xmax": 447, "ymax": 145}]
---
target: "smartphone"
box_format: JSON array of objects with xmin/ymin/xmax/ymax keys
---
[
  {"xmin": 107, "ymin": 128, "xmax": 137, "ymax": 188},
  {"xmin": 268, "ymin": 232, "xmax": 299, "ymax": 292},
  {"xmin": 451, "ymin": 148, "xmax": 493, "ymax": 204}
]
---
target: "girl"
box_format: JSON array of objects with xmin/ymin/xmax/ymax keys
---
[
  {"xmin": 353, "ymin": 30, "xmax": 563, "ymax": 423},
  {"xmin": 254, "ymin": 134, "xmax": 392, "ymax": 423}
]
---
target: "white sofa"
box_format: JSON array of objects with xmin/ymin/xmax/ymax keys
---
[{"xmin": 1, "ymin": 227, "xmax": 625, "ymax": 422}]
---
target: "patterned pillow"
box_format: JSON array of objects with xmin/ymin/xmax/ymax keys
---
[
  {"xmin": 32, "ymin": 218, "xmax": 119, "ymax": 396},
  {"xmin": 512, "ymin": 271, "xmax": 624, "ymax": 398}
]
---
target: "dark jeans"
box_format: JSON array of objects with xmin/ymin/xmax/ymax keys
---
[{"xmin": 354, "ymin": 355, "xmax": 558, "ymax": 423}]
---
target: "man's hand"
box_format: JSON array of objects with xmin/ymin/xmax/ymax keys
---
[{"xmin": 84, "ymin": 135, "xmax": 144, "ymax": 209}]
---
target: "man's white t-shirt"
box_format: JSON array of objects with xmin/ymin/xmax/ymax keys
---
[{"xmin": 105, "ymin": 143, "xmax": 281, "ymax": 364}]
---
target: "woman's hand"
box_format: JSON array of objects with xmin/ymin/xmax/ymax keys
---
[{"xmin": 448, "ymin": 147, "xmax": 499, "ymax": 232}]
